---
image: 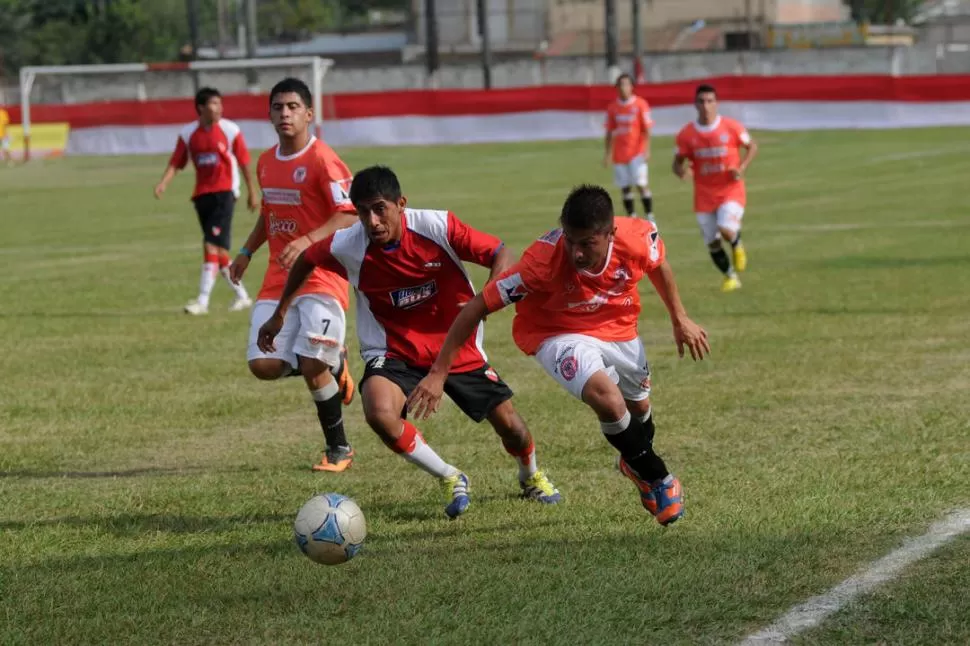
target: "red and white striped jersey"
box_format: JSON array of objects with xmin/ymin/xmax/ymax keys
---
[
  {"xmin": 168, "ymin": 118, "xmax": 250, "ymax": 199},
  {"xmin": 303, "ymin": 209, "xmax": 504, "ymax": 372}
]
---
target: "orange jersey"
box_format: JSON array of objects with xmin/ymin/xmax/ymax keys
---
[
  {"xmin": 482, "ymin": 217, "xmax": 665, "ymax": 355},
  {"xmin": 605, "ymin": 97, "xmax": 653, "ymax": 164},
  {"xmin": 675, "ymin": 116, "xmax": 751, "ymax": 213},
  {"xmin": 256, "ymin": 137, "xmax": 354, "ymax": 307}
]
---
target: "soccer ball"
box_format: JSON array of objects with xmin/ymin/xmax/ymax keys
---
[{"xmin": 293, "ymin": 493, "xmax": 367, "ymax": 565}]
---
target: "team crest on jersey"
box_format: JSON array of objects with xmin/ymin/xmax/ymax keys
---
[
  {"xmin": 211, "ymin": 226, "xmax": 222, "ymax": 236},
  {"xmin": 390, "ymin": 280, "xmax": 437, "ymax": 309},
  {"xmin": 293, "ymin": 166, "xmax": 307, "ymax": 183},
  {"xmin": 613, "ymin": 266, "xmax": 631, "ymax": 281}
]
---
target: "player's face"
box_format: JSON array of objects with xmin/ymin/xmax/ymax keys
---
[
  {"xmin": 270, "ymin": 92, "xmax": 312, "ymax": 138},
  {"xmin": 199, "ymin": 97, "xmax": 222, "ymax": 124},
  {"xmin": 695, "ymin": 92, "xmax": 718, "ymax": 123},
  {"xmin": 563, "ymin": 224, "xmax": 614, "ymax": 271},
  {"xmin": 617, "ymin": 78, "xmax": 634, "ymax": 100},
  {"xmin": 356, "ymin": 195, "xmax": 406, "ymax": 246}
]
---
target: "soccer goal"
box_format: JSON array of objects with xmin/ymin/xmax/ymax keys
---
[{"xmin": 18, "ymin": 56, "xmax": 333, "ymax": 161}]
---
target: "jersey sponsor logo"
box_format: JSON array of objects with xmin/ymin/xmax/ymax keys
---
[
  {"xmin": 267, "ymin": 213, "xmax": 298, "ymax": 235},
  {"xmin": 262, "ymin": 188, "xmax": 302, "ymax": 206},
  {"xmin": 329, "ymin": 178, "xmax": 352, "ymax": 206},
  {"xmin": 424, "ymin": 261, "xmax": 441, "ymax": 269},
  {"xmin": 496, "ymin": 273, "xmax": 527, "ymax": 305},
  {"xmin": 196, "ymin": 152, "xmax": 219, "ymax": 166},
  {"xmin": 538, "ymin": 228, "xmax": 563, "ymax": 245},
  {"xmin": 695, "ymin": 146, "xmax": 729, "ymax": 159},
  {"xmin": 390, "ymin": 280, "xmax": 437, "ymax": 309},
  {"xmin": 293, "ymin": 166, "xmax": 307, "ymax": 183}
]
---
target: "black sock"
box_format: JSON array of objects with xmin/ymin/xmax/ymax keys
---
[
  {"xmin": 641, "ymin": 195, "xmax": 653, "ymax": 216},
  {"xmin": 622, "ymin": 197, "xmax": 636, "ymax": 216},
  {"xmin": 730, "ymin": 231, "xmax": 742, "ymax": 248},
  {"xmin": 709, "ymin": 247, "xmax": 732, "ymax": 275},
  {"xmin": 313, "ymin": 393, "xmax": 348, "ymax": 449},
  {"xmin": 601, "ymin": 413, "xmax": 668, "ymax": 482}
]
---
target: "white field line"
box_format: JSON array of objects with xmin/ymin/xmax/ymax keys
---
[{"xmin": 739, "ymin": 509, "xmax": 970, "ymax": 645}]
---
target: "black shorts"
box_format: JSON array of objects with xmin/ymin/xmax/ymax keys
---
[
  {"xmin": 360, "ymin": 357, "xmax": 513, "ymax": 423},
  {"xmin": 192, "ymin": 191, "xmax": 236, "ymax": 249}
]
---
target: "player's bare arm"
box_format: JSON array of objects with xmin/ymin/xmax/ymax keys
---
[
  {"xmin": 277, "ymin": 212, "xmax": 357, "ymax": 270},
  {"xmin": 733, "ymin": 137, "xmax": 759, "ymax": 180},
  {"xmin": 407, "ymin": 292, "xmax": 495, "ymax": 420},
  {"xmin": 154, "ymin": 165, "xmax": 178, "ymax": 199},
  {"xmin": 487, "ymin": 245, "xmax": 514, "ymax": 280},
  {"xmin": 229, "ymin": 213, "xmax": 268, "ymax": 284},
  {"xmin": 256, "ymin": 251, "xmax": 317, "ymax": 352},
  {"xmin": 646, "ymin": 260, "xmax": 710, "ymax": 360},
  {"xmin": 672, "ymin": 153, "xmax": 691, "ymax": 180},
  {"xmin": 239, "ymin": 162, "xmax": 259, "ymax": 211},
  {"xmin": 603, "ymin": 131, "xmax": 613, "ymax": 168}
]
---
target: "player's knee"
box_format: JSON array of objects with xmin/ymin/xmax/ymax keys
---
[
  {"xmin": 248, "ymin": 359, "xmax": 288, "ymax": 381},
  {"xmin": 627, "ymin": 397, "xmax": 652, "ymax": 419},
  {"xmin": 487, "ymin": 400, "xmax": 528, "ymax": 438},
  {"xmin": 718, "ymin": 227, "xmax": 736, "ymax": 242},
  {"xmin": 581, "ymin": 373, "xmax": 627, "ymax": 422},
  {"xmin": 362, "ymin": 402, "xmax": 400, "ymax": 440},
  {"xmin": 297, "ymin": 356, "xmax": 333, "ymax": 383}
]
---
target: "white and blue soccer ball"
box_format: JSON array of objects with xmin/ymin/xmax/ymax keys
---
[{"xmin": 293, "ymin": 493, "xmax": 367, "ymax": 565}]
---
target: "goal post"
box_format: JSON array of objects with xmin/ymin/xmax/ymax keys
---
[{"xmin": 18, "ymin": 56, "xmax": 333, "ymax": 161}]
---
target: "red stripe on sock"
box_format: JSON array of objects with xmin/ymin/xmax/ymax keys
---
[
  {"xmin": 204, "ymin": 253, "xmax": 220, "ymax": 265},
  {"xmin": 218, "ymin": 253, "xmax": 231, "ymax": 268},
  {"xmin": 504, "ymin": 440, "xmax": 535, "ymax": 464},
  {"xmin": 391, "ymin": 420, "xmax": 420, "ymax": 454}
]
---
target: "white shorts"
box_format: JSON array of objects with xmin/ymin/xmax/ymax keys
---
[
  {"xmin": 247, "ymin": 294, "xmax": 346, "ymax": 369},
  {"xmin": 696, "ymin": 201, "xmax": 745, "ymax": 245},
  {"xmin": 613, "ymin": 156, "xmax": 649, "ymax": 189},
  {"xmin": 535, "ymin": 334, "xmax": 652, "ymax": 402}
]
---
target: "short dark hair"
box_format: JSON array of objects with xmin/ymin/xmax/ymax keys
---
[
  {"xmin": 695, "ymin": 83, "xmax": 717, "ymax": 99},
  {"xmin": 350, "ymin": 165, "xmax": 402, "ymax": 205},
  {"xmin": 194, "ymin": 87, "xmax": 221, "ymax": 113},
  {"xmin": 269, "ymin": 77, "xmax": 312, "ymax": 108},
  {"xmin": 615, "ymin": 73, "xmax": 634, "ymax": 87},
  {"xmin": 560, "ymin": 184, "xmax": 614, "ymax": 233}
]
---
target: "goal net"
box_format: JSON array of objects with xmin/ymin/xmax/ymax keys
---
[{"xmin": 17, "ymin": 56, "xmax": 333, "ymax": 161}]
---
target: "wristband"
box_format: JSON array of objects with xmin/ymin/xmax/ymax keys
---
[{"xmin": 239, "ymin": 247, "xmax": 253, "ymax": 258}]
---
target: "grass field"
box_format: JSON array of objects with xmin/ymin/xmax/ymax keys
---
[{"xmin": 1, "ymin": 128, "xmax": 968, "ymax": 645}]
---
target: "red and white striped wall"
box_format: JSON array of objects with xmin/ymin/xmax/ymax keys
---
[{"xmin": 5, "ymin": 75, "xmax": 970, "ymax": 155}]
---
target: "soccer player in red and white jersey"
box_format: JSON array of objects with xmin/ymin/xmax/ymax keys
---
[
  {"xmin": 154, "ymin": 87, "xmax": 258, "ymax": 315},
  {"xmin": 229, "ymin": 78, "xmax": 358, "ymax": 473},
  {"xmin": 604, "ymin": 74, "xmax": 655, "ymax": 222},
  {"xmin": 673, "ymin": 84, "xmax": 759, "ymax": 293},
  {"xmin": 410, "ymin": 186, "xmax": 710, "ymax": 526},
  {"xmin": 258, "ymin": 166, "xmax": 561, "ymax": 518}
]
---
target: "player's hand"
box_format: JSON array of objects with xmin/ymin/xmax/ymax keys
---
[
  {"xmin": 406, "ymin": 370, "xmax": 447, "ymax": 420},
  {"xmin": 675, "ymin": 166, "xmax": 692, "ymax": 181},
  {"xmin": 257, "ymin": 312, "xmax": 285, "ymax": 353},
  {"xmin": 730, "ymin": 168, "xmax": 743, "ymax": 180},
  {"xmin": 673, "ymin": 317, "xmax": 710, "ymax": 361},
  {"xmin": 247, "ymin": 190, "xmax": 259, "ymax": 212},
  {"xmin": 278, "ymin": 236, "xmax": 311, "ymax": 270},
  {"xmin": 153, "ymin": 182, "xmax": 166, "ymax": 199},
  {"xmin": 229, "ymin": 254, "xmax": 250, "ymax": 284}
]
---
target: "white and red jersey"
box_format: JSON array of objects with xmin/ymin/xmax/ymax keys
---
[
  {"xmin": 303, "ymin": 209, "xmax": 504, "ymax": 372},
  {"xmin": 168, "ymin": 119, "xmax": 250, "ymax": 199}
]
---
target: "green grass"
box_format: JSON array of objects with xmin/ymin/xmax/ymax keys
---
[{"xmin": 1, "ymin": 129, "xmax": 968, "ymax": 645}]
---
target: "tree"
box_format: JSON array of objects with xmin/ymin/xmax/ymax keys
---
[{"xmin": 846, "ymin": 0, "xmax": 923, "ymax": 23}]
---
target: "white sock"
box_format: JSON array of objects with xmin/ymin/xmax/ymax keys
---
[
  {"xmin": 198, "ymin": 262, "xmax": 217, "ymax": 306},
  {"xmin": 397, "ymin": 422, "xmax": 458, "ymax": 479},
  {"xmin": 510, "ymin": 443, "xmax": 537, "ymax": 482},
  {"xmin": 220, "ymin": 266, "xmax": 249, "ymax": 299}
]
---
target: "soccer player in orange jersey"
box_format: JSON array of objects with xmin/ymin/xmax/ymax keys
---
[
  {"xmin": 604, "ymin": 74, "xmax": 655, "ymax": 221},
  {"xmin": 154, "ymin": 87, "xmax": 258, "ymax": 315},
  {"xmin": 673, "ymin": 84, "xmax": 759, "ymax": 292},
  {"xmin": 229, "ymin": 78, "xmax": 358, "ymax": 473},
  {"xmin": 409, "ymin": 185, "xmax": 710, "ymax": 526}
]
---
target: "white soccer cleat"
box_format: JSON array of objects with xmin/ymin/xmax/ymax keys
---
[
  {"xmin": 228, "ymin": 296, "xmax": 253, "ymax": 312},
  {"xmin": 183, "ymin": 300, "xmax": 209, "ymax": 315}
]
